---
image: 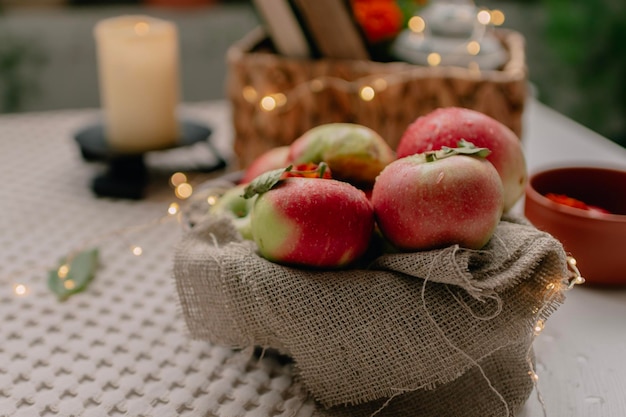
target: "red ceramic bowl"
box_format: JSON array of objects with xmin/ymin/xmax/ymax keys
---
[{"xmin": 524, "ymin": 166, "xmax": 626, "ymax": 285}]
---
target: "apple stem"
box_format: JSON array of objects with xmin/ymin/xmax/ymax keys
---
[{"xmin": 243, "ymin": 162, "xmax": 331, "ymax": 199}]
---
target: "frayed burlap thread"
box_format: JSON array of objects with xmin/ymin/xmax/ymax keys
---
[{"xmin": 174, "ymin": 197, "xmax": 569, "ymax": 416}]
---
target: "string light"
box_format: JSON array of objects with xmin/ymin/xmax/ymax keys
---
[
  {"xmin": 175, "ymin": 183, "xmax": 193, "ymax": 200},
  {"xmin": 567, "ymin": 256, "xmax": 586, "ymax": 288},
  {"xmin": 525, "ymin": 254, "xmax": 585, "ymax": 416},
  {"xmin": 206, "ymin": 194, "xmax": 219, "ymax": 206},
  {"xmin": 242, "ymin": 86, "xmax": 258, "ymax": 103},
  {"xmin": 238, "ymin": 6, "xmax": 512, "ymax": 115},
  {"xmin": 466, "ymin": 40, "xmax": 481, "ymax": 56},
  {"xmin": 168, "ymin": 202, "xmax": 180, "ymax": 216},
  {"xmin": 490, "ymin": 10, "xmax": 505, "ymax": 26},
  {"xmin": 372, "ymin": 78, "xmax": 388, "ymax": 91},
  {"xmin": 259, "ymin": 93, "xmax": 287, "ymax": 112},
  {"xmin": 13, "ymin": 283, "xmax": 28, "ymax": 296},
  {"xmin": 240, "ymin": 7, "xmax": 509, "ymax": 114},
  {"xmin": 170, "ymin": 172, "xmax": 187, "ymax": 187},
  {"xmin": 57, "ymin": 264, "xmax": 70, "ymax": 279},
  {"xmin": 4, "ymin": 170, "xmax": 209, "ymax": 299},
  {"xmin": 408, "ymin": 16, "xmax": 426, "ymax": 33},
  {"xmin": 359, "ymin": 86, "xmax": 376, "ymax": 101},
  {"xmin": 427, "ymin": 53, "xmax": 441, "ymax": 66},
  {"xmin": 476, "ymin": 9, "xmax": 492, "ymax": 25}
]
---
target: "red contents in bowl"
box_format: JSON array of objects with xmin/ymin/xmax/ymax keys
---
[{"xmin": 545, "ymin": 193, "xmax": 611, "ymax": 215}]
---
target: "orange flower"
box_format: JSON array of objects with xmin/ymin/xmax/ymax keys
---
[{"xmin": 351, "ymin": 0, "xmax": 404, "ymax": 43}]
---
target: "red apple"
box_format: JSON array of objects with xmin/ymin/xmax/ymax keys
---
[
  {"xmin": 288, "ymin": 123, "xmax": 395, "ymax": 189},
  {"xmin": 396, "ymin": 107, "xmax": 526, "ymax": 212},
  {"xmin": 240, "ymin": 145, "xmax": 291, "ymax": 184},
  {"xmin": 245, "ymin": 168, "xmax": 375, "ymax": 268},
  {"xmin": 371, "ymin": 143, "xmax": 504, "ymax": 251}
]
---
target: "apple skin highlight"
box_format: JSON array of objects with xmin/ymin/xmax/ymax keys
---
[
  {"xmin": 396, "ymin": 107, "xmax": 526, "ymax": 212},
  {"xmin": 371, "ymin": 154, "xmax": 504, "ymax": 251},
  {"xmin": 251, "ymin": 177, "xmax": 375, "ymax": 268}
]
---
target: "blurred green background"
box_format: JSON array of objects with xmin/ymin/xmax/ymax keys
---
[{"xmin": 0, "ymin": 0, "xmax": 624, "ymax": 148}]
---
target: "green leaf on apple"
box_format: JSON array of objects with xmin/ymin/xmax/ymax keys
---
[
  {"xmin": 426, "ymin": 139, "xmax": 491, "ymax": 162},
  {"xmin": 243, "ymin": 165, "xmax": 293, "ymax": 199}
]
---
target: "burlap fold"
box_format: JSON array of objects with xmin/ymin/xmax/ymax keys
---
[{"xmin": 174, "ymin": 188, "xmax": 569, "ymax": 416}]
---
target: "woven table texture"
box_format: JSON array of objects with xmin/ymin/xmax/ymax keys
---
[{"xmin": 0, "ymin": 102, "xmax": 316, "ymax": 417}]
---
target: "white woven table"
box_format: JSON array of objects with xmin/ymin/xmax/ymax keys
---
[
  {"xmin": 1, "ymin": 99, "xmax": 625, "ymax": 417},
  {"xmin": 0, "ymin": 102, "xmax": 316, "ymax": 417}
]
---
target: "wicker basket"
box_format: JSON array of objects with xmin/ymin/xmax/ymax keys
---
[{"xmin": 227, "ymin": 27, "xmax": 528, "ymax": 169}]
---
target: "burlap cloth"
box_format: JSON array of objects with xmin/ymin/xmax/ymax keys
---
[{"xmin": 174, "ymin": 182, "xmax": 570, "ymax": 417}]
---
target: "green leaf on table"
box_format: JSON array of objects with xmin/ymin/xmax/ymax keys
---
[{"xmin": 48, "ymin": 248, "xmax": 99, "ymax": 301}]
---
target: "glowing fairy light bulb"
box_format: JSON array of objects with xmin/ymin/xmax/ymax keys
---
[
  {"xmin": 57, "ymin": 264, "xmax": 70, "ymax": 279},
  {"xmin": 534, "ymin": 319, "xmax": 545, "ymax": 335},
  {"xmin": 207, "ymin": 195, "xmax": 219, "ymax": 206},
  {"xmin": 167, "ymin": 202, "xmax": 179, "ymax": 216},
  {"xmin": 273, "ymin": 93, "xmax": 287, "ymax": 107},
  {"xmin": 466, "ymin": 41, "xmax": 481, "ymax": 55},
  {"xmin": 175, "ymin": 183, "xmax": 193, "ymax": 199},
  {"xmin": 13, "ymin": 283, "xmax": 28, "ymax": 296},
  {"xmin": 490, "ymin": 10, "xmax": 505, "ymax": 26},
  {"xmin": 373, "ymin": 78, "xmax": 387, "ymax": 91},
  {"xmin": 170, "ymin": 172, "xmax": 187, "ymax": 188},
  {"xmin": 477, "ymin": 10, "xmax": 491, "ymax": 25},
  {"xmin": 427, "ymin": 53, "xmax": 441, "ymax": 66},
  {"xmin": 408, "ymin": 16, "xmax": 426, "ymax": 33},
  {"xmin": 131, "ymin": 246, "xmax": 143, "ymax": 256},
  {"xmin": 359, "ymin": 86, "xmax": 375, "ymax": 101},
  {"xmin": 259, "ymin": 93, "xmax": 286, "ymax": 112},
  {"xmin": 242, "ymin": 86, "xmax": 258, "ymax": 103},
  {"xmin": 260, "ymin": 95, "xmax": 277, "ymax": 111}
]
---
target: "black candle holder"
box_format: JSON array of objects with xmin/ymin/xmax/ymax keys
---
[{"xmin": 74, "ymin": 120, "xmax": 227, "ymax": 199}]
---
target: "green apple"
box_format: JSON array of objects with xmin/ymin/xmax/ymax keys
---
[
  {"xmin": 209, "ymin": 184, "xmax": 256, "ymax": 240},
  {"xmin": 288, "ymin": 123, "xmax": 395, "ymax": 189}
]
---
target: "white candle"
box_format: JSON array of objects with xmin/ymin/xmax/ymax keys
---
[{"xmin": 94, "ymin": 15, "xmax": 180, "ymax": 153}]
